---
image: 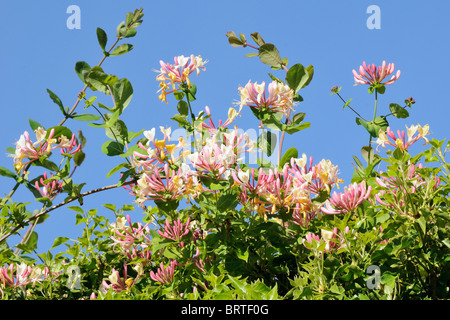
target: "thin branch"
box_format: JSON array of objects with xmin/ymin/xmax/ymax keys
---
[{"xmin": 0, "ymin": 179, "xmax": 137, "ymax": 244}]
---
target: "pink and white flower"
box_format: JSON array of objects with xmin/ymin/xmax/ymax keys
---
[
  {"xmin": 321, "ymin": 182, "xmax": 372, "ymax": 215},
  {"xmin": 156, "ymin": 54, "xmax": 207, "ymax": 103},
  {"xmin": 376, "ymin": 124, "xmax": 430, "ymax": 152},
  {"xmin": 352, "ymin": 61, "xmax": 401, "ymax": 86},
  {"xmin": 150, "ymin": 260, "xmax": 177, "ymax": 285},
  {"xmin": 238, "ymin": 80, "xmax": 295, "ymax": 116},
  {"xmin": 157, "ymin": 217, "xmax": 191, "ymax": 246},
  {"xmin": 10, "ymin": 127, "xmax": 57, "ymax": 173}
]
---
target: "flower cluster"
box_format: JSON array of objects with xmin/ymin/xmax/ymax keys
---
[
  {"xmin": 0, "ymin": 263, "xmax": 49, "ymax": 297},
  {"xmin": 157, "ymin": 217, "xmax": 191, "ymax": 246},
  {"xmin": 132, "ymin": 121, "xmax": 255, "ymax": 207},
  {"xmin": 376, "ymin": 124, "xmax": 430, "ymax": 152},
  {"xmin": 110, "ymin": 215, "xmax": 152, "ymax": 261},
  {"xmin": 133, "ymin": 127, "xmax": 188, "ymax": 171},
  {"xmin": 352, "ymin": 61, "xmax": 401, "ymax": 86},
  {"xmin": 232, "ymin": 154, "xmax": 343, "ymax": 224},
  {"xmin": 303, "ymin": 228, "xmax": 342, "ymax": 253},
  {"xmin": 189, "ymin": 128, "xmax": 255, "ymax": 180},
  {"xmin": 150, "ymin": 260, "xmax": 178, "ymax": 285},
  {"xmin": 156, "ymin": 55, "xmax": 207, "ymax": 103},
  {"xmin": 10, "ymin": 127, "xmax": 81, "ymax": 174},
  {"xmin": 100, "ymin": 262, "xmax": 143, "ymax": 294},
  {"xmin": 238, "ymin": 80, "xmax": 295, "ymax": 117},
  {"xmin": 321, "ymin": 182, "xmax": 372, "ymax": 215},
  {"xmin": 34, "ymin": 172, "xmax": 64, "ymax": 199}
]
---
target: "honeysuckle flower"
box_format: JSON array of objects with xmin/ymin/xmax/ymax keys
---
[
  {"xmin": 291, "ymin": 200, "xmax": 322, "ymax": 228},
  {"xmin": 289, "ymin": 155, "xmax": 342, "ymax": 194},
  {"xmin": 10, "ymin": 127, "xmax": 57, "ymax": 173},
  {"xmin": 255, "ymin": 165, "xmax": 314, "ymax": 222},
  {"xmin": 155, "ymin": 54, "xmax": 207, "ymax": 103},
  {"xmin": 110, "ymin": 215, "xmax": 151, "ymax": 259},
  {"xmin": 59, "ymin": 134, "xmax": 81, "ymax": 155},
  {"xmin": 34, "ymin": 172, "xmax": 64, "ymax": 199},
  {"xmin": 201, "ymin": 105, "xmax": 242, "ymax": 134},
  {"xmin": 321, "ymin": 228, "xmax": 339, "ymax": 253},
  {"xmin": 302, "ymin": 232, "xmax": 321, "ymax": 249},
  {"xmin": 150, "ymin": 260, "xmax": 177, "ymax": 285},
  {"xmin": 157, "ymin": 217, "xmax": 191, "ymax": 245},
  {"xmin": 238, "ymin": 80, "xmax": 295, "ymax": 116},
  {"xmin": 303, "ymin": 228, "xmax": 348, "ymax": 253},
  {"xmin": 352, "ymin": 61, "xmax": 401, "ymax": 86},
  {"xmin": 133, "ymin": 127, "xmax": 187, "ymax": 171},
  {"xmin": 375, "ymin": 124, "xmax": 430, "ymax": 152},
  {"xmin": 192, "ymin": 248, "xmax": 206, "ymax": 273},
  {"xmin": 321, "ymin": 182, "xmax": 372, "ymax": 215},
  {"xmin": 188, "ymin": 130, "xmax": 253, "ymax": 179},
  {"xmin": 0, "ymin": 263, "xmax": 49, "ymax": 288},
  {"xmin": 135, "ymin": 163, "xmax": 186, "ymax": 202},
  {"xmin": 102, "ymin": 262, "xmax": 138, "ymax": 293}
]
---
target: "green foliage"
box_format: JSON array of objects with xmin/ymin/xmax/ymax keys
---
[{"xmin": 0, "ymin": 8, "xmax": 448, "ymax": 302}]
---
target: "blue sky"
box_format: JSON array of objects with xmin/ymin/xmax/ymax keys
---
[{"xmin": 0, "ymin": 1, "xmax": 449, "ymax": 255}]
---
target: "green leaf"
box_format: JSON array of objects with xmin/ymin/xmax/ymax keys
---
[
  {"xmin": 250, "ymin": 32, "xmax": 265, "ymax": 46},
  {"xmin": 105, "ymin": 119, "xmax": 128, "ymax": 144},
  {"xmin": 96, "ymin": 27, "xmax": 108, "ymax": 51},
  {"xmin": 304, "ymin": 65, "xmax": 314, "ymax": 88},
  {"xmin": 361, "ymin": 146, "xmax": 374, "ymax": 164},
  {"xmin": 236, "ymin": 247, "xmax": 249, "ymax": 262},
  {"xmin": 75, "ymin": 61, "xmax": 91, "ymax": 84},
  {"xmin": 113, "ymin": 78, "xmax": 133, "ymax": 112},
  {"xmin": 279, "ymin": 147, "xmax": 298, "ymax": 168},
  {"xmin": 217, "ymin": 191, "xmax": 239, "ymax": 212},
  {"xmin": 284, "ymin": 122, "xmax": 310, "ymax": 135},
  {"xmin": 356, "ymin": 116, "xmax": 388, "ymax": 138},
  {"xmin": 67, "ymin": 206, "xmax": 84, "ymax": 214},
  {"xmin": 46, "ymin": 126, "xmax": 73, "ymax": 140},
  {"xmin": 177, "ymin": 101, "xmax": 189, "ymax": 117},
  {"xmin": 381, "ymin": 272, "xmax": 396, "ymax": 288},
  {"xmin": 73, "ymin": 151, "xmax": 85, "ymax": 167},
  {"xmin": 110, "ymin": 44, "xmax": 133, "ymax": 56},
  {"xmin": 47, "ymin": 89, "xmax": 67, "ymax": 116},
  {"xmin": 88, "ymin": 110, "xmax": 120, "ymax": 128},
  {"xmin": 226, "ymin": 31, "xmax": 245, "ymax": 47},
  {"xmin": 25, "ymin": 231, "xmax": 38, "ymax": 251},
  {"xmin": 101, "ymin": 140, "xmax": 124, "ymax": 156},
  {"xmin": 125, "ymin": 28, "xmax": 137, "ymax": 38},
  {"xmin": 416, "ymin": 216, "xmax": 426, "ymax": 235},
  {"xmin": 29, "ymin": 119, "xmax": 43, "ymax": 131},
  {"xmin": 0, "ymin": 166, "xmax": 17, "ymax": 179},
  {"xmin": 37, "ymin": 159, "xmax": 59, "ymax": 172},
  {"xmin": 285, "ymin": 63, "xmax": 310, "ymax": 93},
  {"xmin": 292, "ymin": 112, "xmax": 306, "ymax": 125},
  {"xmin": 86, "ymin": 69, "xmax": 118, "ymax": 94},
  {"xmin": 72, "ymin": 113, "xmax": 101, "ymax": 121},
  {"xmin": 389, "ymin": 103, "xmax": 409, "ymax": 119},
  {"xmin": 51, "ymin": 236, "xmax": 70, "ymax": 249},
  {"xmin": 258, "ymin": 43, "xmax": 282, "ymax": 68},
  {"xmin": 106, "ymin": 162, "xmax": 129, "ymax": 178},
  {"xmin": 187, "ymin": 83, "xmax": 197, "ymax": 101}
]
